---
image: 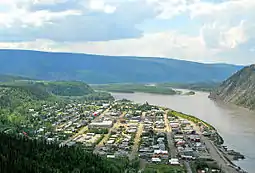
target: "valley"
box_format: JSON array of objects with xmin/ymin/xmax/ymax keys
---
[
  {"xmin": 0, "ymin": 78, "xmax": 249, "ymax": 173},
  {"xmin": 0, "ymin": 59, "xmax": 255, "ymax": 172}
]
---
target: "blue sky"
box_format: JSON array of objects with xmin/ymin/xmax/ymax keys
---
[{"xmin": 0, "ymin": 0, "xmax": 254, "ymax": 65}]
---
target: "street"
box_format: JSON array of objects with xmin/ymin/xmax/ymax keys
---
[
  {"xmin": 164, "ymin": 111, "xmax": 177, "ymax": 158},
  {"xmin": 184, "ymin": 161, "xmax": 192, "ymax": 173},
  {"xmin": 202, "ymin": 135, "xmax": 239, "ymax": 173},
  {"xmin": 62, "ymin": 108, "xmax": 110, "ymax": 146},
  {"xmin": 129, "ymin": 112, "xmax": 145, "ymax": 160},
  {"xmin": 129, "ymin": 122, "xmax": 143, "ymax": 160},
  {"xmin": 191, "ymin": 122, "xmax": 240, "ymax": 173}
]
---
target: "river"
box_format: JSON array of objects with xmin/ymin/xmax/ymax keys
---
[{"xmin": 112, "ymin": 90, "xmax": 255, "ymax": 173}]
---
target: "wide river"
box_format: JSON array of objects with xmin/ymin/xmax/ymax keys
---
[{"xmin": 112, "ymin": 90, "xmax": 255, "ymax": 173}]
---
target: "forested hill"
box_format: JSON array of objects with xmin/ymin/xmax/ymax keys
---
[
  {"xmin": 209, "ymin": 65, "xmax": 255, "ymax": 110},
  {"xmin": 0, "ymin": 80, "xmax": 113, "ymax": 130},
  {"xmin": 0, "ymin": 83, "xmax": 51, "ymax": 109},
  {"xmin": 0, "ymin": 49, "xmax": 243, "ymax": 84},
  {"xmin": 0, "ymin": 133, "xmax": 129, "ymax": 173},
  {"xmin": 0, "ymin": 74, "xmax": 32, "ymax": 82},
  {"xmin": 39, "ymin": 81, "xmax": 95, "ymax": 96},
  {"xmin": 0, "ymin": 81, "xmax": 95, "ymax": 97}
]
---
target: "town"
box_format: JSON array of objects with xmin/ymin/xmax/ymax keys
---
[{"xmin": 9, "ymin": 99, "xmax": 246, "ymax": 173}]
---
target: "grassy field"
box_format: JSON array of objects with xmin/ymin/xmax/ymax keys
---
[{"xmin": 143, "ymin": 164, "xmax": 186, "ymax": 173}]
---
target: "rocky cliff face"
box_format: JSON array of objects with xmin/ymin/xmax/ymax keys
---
[{"xmin": 209, "ymin": 64, "xmax": 255, "ymax": 110}]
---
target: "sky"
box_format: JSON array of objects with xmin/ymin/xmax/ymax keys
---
[{"xmin": 0, "ymin": 0, "xmax": 254, "ymax": 65}]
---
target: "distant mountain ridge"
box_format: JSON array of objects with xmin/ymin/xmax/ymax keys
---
[
  {"xmin": 209, "ymin": 65, "xmax": 255, "ymax": 110},
  {"xmin": 0, "ymin": 49, "xmax": 243, "ymax": 84},
  {"xmin": 0, "ymin": 74, "xmax": 33, "ymax": 82}
]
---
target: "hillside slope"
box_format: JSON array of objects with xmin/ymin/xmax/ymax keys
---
[
  {"xmin": 39, "ymin": 81, "xmax": 95, "ymax": 96},
  {"xmin": 0, "ymin": 80, "xmax": 112, "ymax": 132},
  {"xmin": 0, "ymin": 74, "xmax": 32, "ymax": 82},
  {"xmin": 0, "ymin": 49, "xmax": 242, "ymax": 84},
  {"xmin": 0, "ymin": 84, "xmax": 51, "ymax": 109},
  {"xmin": 0, "ymin": 133, "xmax": 129, "ymax": 173},
  {"xmin": 0, "ymin": 81, "xmax": 95, "ymax": 96},
  {"xmin": 209, "ymin": 65, "xmax": 255, "ymax": 110}
]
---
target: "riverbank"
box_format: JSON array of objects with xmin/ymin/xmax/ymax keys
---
[
  {"xmin": 92, "ymin": 84, "xmax": 178, "ymax": 95},
  {"xmin": 112, "ymin": 91, "xmax": 255, "ymax": 172},
  {"xmin": 169, "ymin": 110, "xmax": 246, "ymax": 172}
]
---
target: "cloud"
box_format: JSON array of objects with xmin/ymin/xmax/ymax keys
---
[
  {"xmin": 0, "ymin": 0, "xmax": 255, "ymax": 64},
  {"xmin": 147, "ymin": 0, "xmax": 200, "ymax": 19},
  {"xmin": 0, "ymin": 39, "xmax": 59, "ymax": 51},
  {"xmin": 88, "ymin": 0, "xmax": 116, "ymax": 13},
  {"xmin": 0, "ymin": 0, "xmax": 155, "ymax": 42},
  {"xmin": 200, "ymin": 20, "xmax": 248, "ymax": 49},
  {"xmin": 0, "ymin": 31, "xmax": 217, "ymax": 63}
]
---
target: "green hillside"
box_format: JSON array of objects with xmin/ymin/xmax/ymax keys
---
[
  {"xmin": 0, "ymin": 80, "xmax": 95, "ymax": 97},
  {"xmin": 0, "ymin": 49, "xmax": 242, "ymax": 84},
  {"xmin": 0, "ymin": 84, "xmax": 51, "ymax": 109},
  {"xmin": 0, "ymin": 133, "xmax": 130, "ymax": 173},
  {"xmin": 0, "ymin": 74, "xmax": 32, "ymax": 82},
  {"xmin": 43, "ymin": 81, "xmax": 95, "ymax": 96},
  {"xmin": 0, "ymin": 80, "xmax": 112, "ymax": 130}
]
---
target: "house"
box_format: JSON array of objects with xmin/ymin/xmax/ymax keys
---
[
  {"xmin": 127, "ymin": 128, "xmax": 137, "ymax": 133},
  {"xmin": 87, "ymin": 133, "xmax": 95, "ymax": 136},
  {"xmin": 152, "ymin": 157, "xmax": 161, "ymax": 163},
  {"xmin": 153, "ymin": 150, "xmax": 169, "ymax": 158},
  {"xmin": 88, "ymin": 121, "xmax": 113, "ymax": 128},
  {"xmin": 106, "ymin": 140, "xmax": 115, "ymax": 145},
  {"xmin": 169, "ymin": 158, "xmax": 180, "ymax": 165},
  {"xmin": 152, "ymin": 145, "xmax": 160, "ymax": 149},
  {"xmin": 107, "ymin": 155, "xmax": 116, "ymax": 159},
  {"xmin": 180, "ymin": 148, "xmax": 196, "ymax": 160}
]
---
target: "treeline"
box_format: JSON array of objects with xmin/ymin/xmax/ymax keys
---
[
  {"xmin": 0, "ymin": 133, "xmax": 129, "ymax": 173},
  {"xmin": 0, "ymin": 84, "xmax": 54, "ymax": 129},
  {"xmin": 0, "ymin": 84, "xmax": 51, "ymax": 106},
  {"xmin": 168, "ymin": 110, "xmax": 216, "ymax": 130},
  {"xmin": 82, "ymin": 92, "xmax": 114, "ymax": 101},
  {"xmin": 158, "ymin": 82, "xmax": 219, "ymax": 92},
  {"xmin": 0, "ymin": 74, "xmax": 33, "ymax": 82},
  {"xmin": 43, "ymin": 81, "xmax": 95, "ymax": 96},
  {"xmin": 2, "ymin": 80, "xmax": 95, "ymax": 96},
  {"xmin": 92, "ymin": 84, "xmax": 177, "ymax": 95}
]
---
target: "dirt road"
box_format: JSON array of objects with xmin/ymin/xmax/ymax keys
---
[
  {"xmin": 164, "ymin": 111, "xmax": 177, "ymax": 158},
  {"xmin": 129, "ymin": 112, "xmax": 146, "ymax": 160}
]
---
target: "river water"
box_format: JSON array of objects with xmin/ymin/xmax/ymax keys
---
[{"xmin": 112, "ymin": 90, "xmax": 255, "ymax": 173}]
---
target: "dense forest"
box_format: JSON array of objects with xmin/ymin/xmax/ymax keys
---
[
  {"xmin": 0, "ymin": 49, "xmax": 242, "ymax": 83},
  {"xmin": 43, "ymin": 81, "xmax": 95, "ymax": 96},
  {"xmin": 0, "ymin": 133, "xmax": 131, "ymax": 173},
  {"xmin": 1, "ymin": 80, "xmax": 95, "ymax": 97}
]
